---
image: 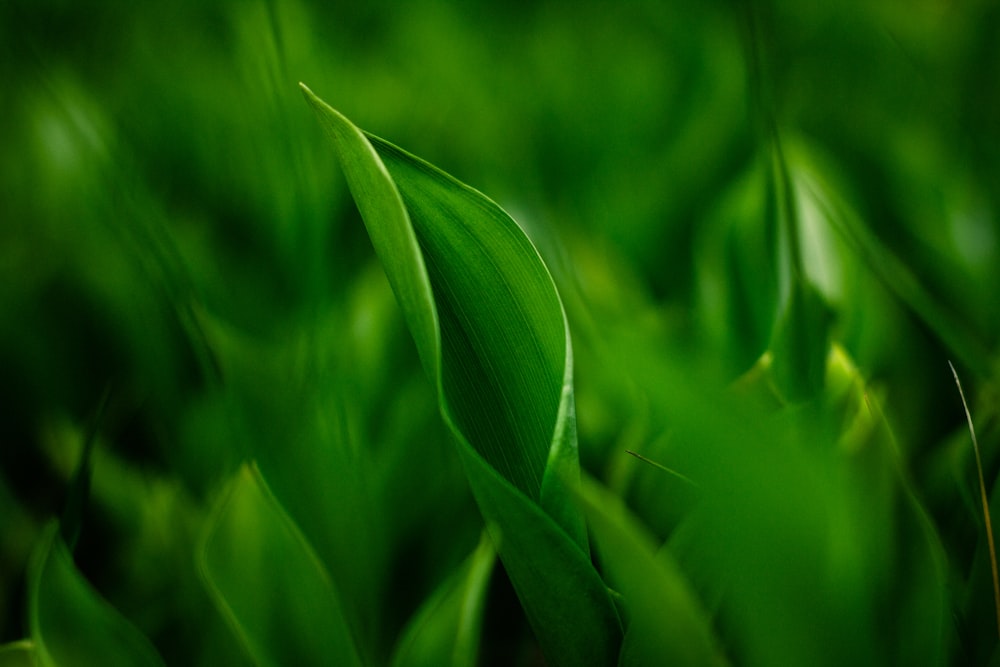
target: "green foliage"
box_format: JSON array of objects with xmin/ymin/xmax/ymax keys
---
[
  {"xmin": 576, "ymin": 475, "xmax": 725, "ymax": 666},
  {"xmin": 2, "ymin": 1, "xmax": 1000, "ymax": 665},
  {"xmin": 199, "ymin": 464, "xmax": 363, "ymax": 666},
  {"xmin": 390, "ymin": 531, "xmax": 495, "ymax": 667},
  {"xmin": 28, "ymin": 523, "xmax": 165, "ymax": 666},
  {"xmin": 300, "ymin": 86, "xmax": 621, "ymax": 665}
]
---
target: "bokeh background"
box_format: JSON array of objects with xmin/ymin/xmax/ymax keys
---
[{"xmin": 2, "ymin": 0, "xmax": 1000, "ymax": 664}]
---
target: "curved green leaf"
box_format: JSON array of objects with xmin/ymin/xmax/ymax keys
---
[
  {"xmin": 576, "ymin": 475, "xmax": 727, "ymax": 667},
  {"xmin": 197, "ymin": 463, "xmax": 363, "ymax": 667},
  {"xmin": 301, "ymin": 83, "xmax": 622, "ymax": 666},
  {"xmin": 391, "ymin": 531, "xmax": 495, "ymax": 667},
  {"xmin": 27, "ymin": 522, "xmax": 165, "ymax": 667}
]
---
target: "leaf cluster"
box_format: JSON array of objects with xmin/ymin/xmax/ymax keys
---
[{"xmin": 2, "ymin": 1, "xmax": 1000, "ymax": 665}]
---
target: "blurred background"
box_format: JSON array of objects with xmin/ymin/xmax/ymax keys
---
[{"xmin": 2, "ymin": 0, "xmax": 999, "ymax": 664}]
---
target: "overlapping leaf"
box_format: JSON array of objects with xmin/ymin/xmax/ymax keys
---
[
  {"xmin": 301, "ymin": 84, "xmax": 622, "ymax": 666},
  {"xmin": 576, "ymin": 475, "xmax": 727, "ymax": 667}
]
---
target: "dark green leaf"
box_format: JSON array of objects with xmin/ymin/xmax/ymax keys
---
[
  {"xmin": 0, "ymin": 641, "xmax": 38, "ymax": 667},
  {"xmin": 391, "ymin": 531, "xmax": 495, "ymax": 667},
  {"xmin": 27, "ymin": 522, "xmax": 164, "ymax": 667}
]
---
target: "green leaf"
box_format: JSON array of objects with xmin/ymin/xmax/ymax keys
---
[
  {"xmin": 824, "ymin": 346, "xmax": 949, "ymax": 667},
  {"xmin": 694, "ymin": 154, "xmax": 778, "ymax": 375},
  {"xmin": 301, "ymin": 84, "xmax": 622, "ymax": 666},
  {"xmin": 767, "ymin": 138, "xmax": 833, "ymax": 403},
  {"xmin": 0, "ymin": 641, "xmax": 38, "ymax": 667},
  {"xmin": 587, "ymin": 328, "xmax": 949, "ymax": 665},
  {"xmin": 27, "ymin": 522, "xmax": 165, "ymax": 667},
  {"xmin": 576, "ymin": 475, "xmax": 727, "ymax": 667},
  {"xmin": 791, "ymin": 149, "xmax": 993, "ymax": 374},
  {"xmin": 197, "ymin": 463, "xmax": 363, "ymax": 667},
  {"xmin": 768, "ymin": 278, "xmax": 833, "ymax": 403},
  {"xmin": 60, "ymin": 386, "xmax": 111, "ymax": 551},
  {"xmin": 390, "ymin": 531, "xmax": 495, "ymax": 667},
  {"xmin": 197, "ymin": 311, "xmax": 385, "ymax": 652}
]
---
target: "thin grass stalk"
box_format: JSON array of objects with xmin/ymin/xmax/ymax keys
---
[{"xmin": 949, "ymin": 360, "xmax": 1000, "ymax": 639}]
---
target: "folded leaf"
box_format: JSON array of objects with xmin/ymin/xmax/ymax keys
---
[
  {"xmin": 198, "ymin": 463, "xmax": 363, "ymax": 667},
  {"xmin": 301, "ymin": 83, "xmax": 622, "ymax": 666},
  {"xmin": 27, "ymin": 522, "xmax": 165, "ymax": 667}
]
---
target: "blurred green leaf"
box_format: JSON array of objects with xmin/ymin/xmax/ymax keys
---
[
  {"xmin": 694, "ymin": 154, "xmax": 777, "ymax": 376},
  {"xmin": 301, "ymin": 84, "xmax": 622, "ymax": 666},
  {"xmin": 824, "ymin": 345, "xmax": 949, "ymax": 667},
  {"xmin": 768, "ymin": 277, "xmax": 832, "ymax": 403},
  {"xmin": 196, "ymin": 309, "xmax": 386, "ymax": 653},
  {"xmin": 390, "ymin": 531, "xmax": 495, "ymax": 667},
  {"xmin": 793, "ymin": 150, "xmax": 993, "ymax": 374},
  {"xmin": 59, "ymin": 386, "xmax": 110, "ymax": 551},
  {"xmin": 587, "ymin": 328, "xmax": 950, "ymax": 666},
  {"xmin": 197, "ymin": 463, "xmax": 363, "ymax": 667},
  {"xmin": 0, "ymin": 641, "xmax": 37, "ymax": 667},
  {"xmin": 27, "ymin": 522, "xmax": 164, "ymax": 667},
  {"xmin": 576, "ymin": 475, "xmax": 727, "ymax": 667},
  {"xmin": 767, "ymin": 138, "xmax": 833, "ymax": 403}
]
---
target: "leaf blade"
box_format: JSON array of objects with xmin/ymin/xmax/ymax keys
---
[
  {"xmin": 197, "ymin": 463, "xmax": 363, "ymax": 667},
  {"xmin": 301, "ymin": 84, "xmax": 622, "ymax": 666},
  {"xmin": 28, "ymin": 523, "xmax": 165, "ymax": 667},
  {"xmin": 576, "ymin": 475, "xmax": 727, "ymax": 667}
]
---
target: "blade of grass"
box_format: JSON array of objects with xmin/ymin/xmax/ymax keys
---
[
  {"xmin": 624, "ymin": 450, "xmax": 698, "ymax": 487},
  {"xmin": 949, "ymin": 360, "xmax": 1000, "ymax": 639}
]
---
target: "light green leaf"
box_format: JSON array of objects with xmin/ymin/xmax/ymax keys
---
[
  {"xmin": 27, "ymin": 522, "xmax": 165, "ymax": 667},
  {"xmin": 197, "ymin": 463, "xmax": 363, "ymax": 667},
  {"xmin": 391, "ymin": 531, "xmax": 495, "ymax": 667},
  {"xmin": 301, "ymin": 84, "xmax": 622, "ymax": 666},
  {"xmin": 576, "ymin": 475, "xmax": 727, "ymax": 667}
]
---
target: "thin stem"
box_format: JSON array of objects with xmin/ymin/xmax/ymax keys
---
[
  {"xmin": 625, "ymin": 450, "xmax": 698, "ymax": 488},
  {"xmin": 949, "ymin": 360, "xmax": 1000, "ymax": 639}
]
